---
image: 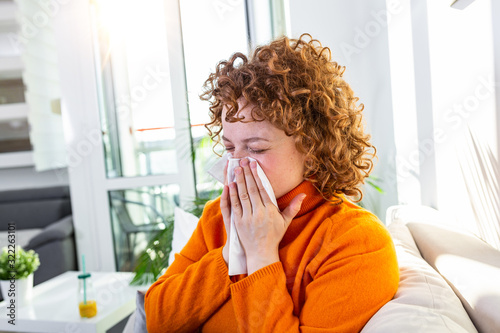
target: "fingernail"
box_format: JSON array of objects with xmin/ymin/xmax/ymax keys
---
[
  {"xmin": 240, "ymin": 158, "xmax": 249, "ymax": 167},
  {"xmin": 235, "ymin": 167, "xmax": 242, "ymax": 174},
  {"xmin": 250, "ymin": 161, "xmax": 257, "ymax": 169}
]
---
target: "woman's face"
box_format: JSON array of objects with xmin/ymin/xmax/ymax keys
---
[{"xmin": 221, "ymin": 100, "xmax": 306, "ymax": 199}]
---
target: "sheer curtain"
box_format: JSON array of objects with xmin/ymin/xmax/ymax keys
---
[{"xmin": 16, "ymin": 0, "xmax": 67, "ymax": 171}]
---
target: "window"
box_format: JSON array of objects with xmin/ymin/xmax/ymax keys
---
[{"xmin": 56, "ymin": 0, "xmax": 282, "ymax": 271}]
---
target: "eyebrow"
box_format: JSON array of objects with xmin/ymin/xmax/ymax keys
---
[{"xmin": 221, "ymin": 135, "xmax": 270, "ymax": 143}]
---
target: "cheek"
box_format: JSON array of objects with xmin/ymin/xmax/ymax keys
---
[
  {"xmin": 251, "ymin": 157, "xmax": 279, "ymax": 184},
  {"xmin": 254, "ymin": 155, "xmax": 296, "ymax": 186},
  {"xmin": 253, "ymin": 155, "xmax": 278, "ymax": 174}
]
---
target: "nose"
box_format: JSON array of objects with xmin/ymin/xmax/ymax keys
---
[{"xmin": 232, "ymin": 148, "xmax": 248, "ymax": 160}]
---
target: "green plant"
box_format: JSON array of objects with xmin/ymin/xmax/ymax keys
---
[
  {"xmin": 365, "ymin": 175, "xmax": 384, "ymax": 195},
  {"xmin": 130, "ymin": 215, "xmax": 174, "ymax": 286},
  {"xmin": 357, "ymin": 175, "xmax": 385, "ymax": 217},
  {"xmin": 130, "ymin": 191, "xmax": 221, "ymax": 286},
  {"xmin": 0, "ymin": 246, "xmax": 40, "ymax": 280}
]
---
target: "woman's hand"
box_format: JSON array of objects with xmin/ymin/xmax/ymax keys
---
[
  {"xmin": 229, "ymin": 158, "xmax": 306, "ymax": 275},
  {"xmin": 220, "ymin": 161, "xmax": 231, "ymax": 266}
]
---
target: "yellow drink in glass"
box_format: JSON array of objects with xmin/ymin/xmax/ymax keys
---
[{"xmin": 79, "ymin": 300, "xmax": 97, "ymax": 318}]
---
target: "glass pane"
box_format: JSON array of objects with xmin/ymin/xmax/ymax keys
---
[
  {"xmin": 179, "ymin": 0, "xmax": 248, "ymax": 192},
  {"xmin": 91, "ymin": 0, "xmax": 178, "ymax": 178},
  {"xmin": 109, "ymin": 184, "xmax": 179, "ymax": 271}
]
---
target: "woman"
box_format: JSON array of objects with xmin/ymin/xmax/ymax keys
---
[{"xmin": 145, "ymin": 34, "xmax": 399, "ymax": 332}]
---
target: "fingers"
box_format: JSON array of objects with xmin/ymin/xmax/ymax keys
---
[
  {"xmin": 233, "ymin": 164, "xmax": 252, "ymax": 214},
  {"xmin": 229, "ymin": 181, "xmax": 244, "ymax": 217},
  {"xmin": 249, "ymin": 160, "xmax": 274, "ymax": 206},
  {"xmin": 281, "ymin": 193, "xmax": 306, "ymax": 225},
  {"xmin": 220, "ymin": 185, "xmax": 231, "ymax": 224},
  {"xmin": 228, "ymin": 158, "xmax": 272, "ymax": 217},
  {"xmin": 220, "ymin": 185, "xmax": 231, "ymax": 260},
  {"xmin": 240, "ymin": 159, "xmax": 262, "ymax": 210}
]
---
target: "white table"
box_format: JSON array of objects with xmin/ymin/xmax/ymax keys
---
[{"xmin": 0, "ymin": 271, "xmax": 150, "ymax": 333}]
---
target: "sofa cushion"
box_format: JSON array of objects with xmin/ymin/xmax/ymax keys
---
[
  {"xmin": 0, "ymin": 228, "xmax": 42, "ymax": 250},
  {"xmin": 134, "ymin": 290, "xmax": 147, "ymax": 333},
  {"xmin": 0, "ymin": 186, "xmax": 71, "ymax": 229},
  {"xmin": 362, "ymin": 222, "xmax": 477, "ymax": 333},
  {"xmin": 407, "ymin": 222, "xmax": 500, "ymax": 333},
  {"xmin": 0, "ymin": 186, "xmax": 70, "ymax": 203},
  {"xmin": 26, "ymin": 215, "xmax": 74, "ymax": 249},
  {"xmin": 168, "ymin": 207, "xmax": 199, "ymax": 266}
]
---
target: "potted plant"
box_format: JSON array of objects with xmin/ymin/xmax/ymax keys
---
[{"xmin": 0, "ymin": 246, "xmax": 40, "ymax": 305}]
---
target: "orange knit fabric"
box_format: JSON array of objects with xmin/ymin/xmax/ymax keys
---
[{"xmin": 145, "ymin": 180, "xmax": 399, "ymax": 332}]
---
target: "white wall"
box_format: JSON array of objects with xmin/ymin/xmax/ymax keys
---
[
  {"xmin": 287, "ymin": 0, "xmax": 499, "ymax": 237},
  {"xmin": 425, "ymin": 0, "xmax": 497, "ymax": 233},
  {"xmin": 288, "ymin": 0, "xmax": 399, "ymax": 220},
  {"xmin": 494, "ymin": 0, "xmax": 500, "ymax": 164}
]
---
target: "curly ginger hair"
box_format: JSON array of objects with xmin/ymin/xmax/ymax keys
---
[{"xmin": 201, "ymin": 34, "xmax": 375, "ymax": 204}]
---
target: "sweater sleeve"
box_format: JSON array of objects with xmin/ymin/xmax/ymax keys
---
[
  {"xmin": 145, "ymin": 200, "xmax": 232, "ymax": 333},
  {"xmin": 230, "ymin": 221, "xmax": 399, "ymax": 332}
]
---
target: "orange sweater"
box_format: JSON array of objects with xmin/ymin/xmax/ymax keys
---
[{"xmin": 145, "ymin": 181, "xmax": 399, "ymax": 332}]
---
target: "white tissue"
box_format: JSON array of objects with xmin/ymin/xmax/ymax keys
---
[{"xmin": 207, "ymin": 154, "xmax": 277, "ymax": 275}]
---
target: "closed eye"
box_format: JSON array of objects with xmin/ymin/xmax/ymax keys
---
[
  {"xmin": 248, "ymin": 148, "xmax": 267, "ymax": 154},
  {"xmin": 223, "ymin": 145, "xmax": 268, "ymax": 154}
]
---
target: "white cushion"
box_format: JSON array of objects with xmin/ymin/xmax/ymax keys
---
[
  {"xmin": 361, "ymin": 222, "xmax": 477, "ymax": 333},
  {"xmin": 407, "ymin": 222, "xmax": 500, "ymax": 333},
  {"xmin": 168, "ymin": 207, "xmax": 199, "ymax": 266},
  {"xmin": 386, "ymin": 204, "xmax": 449, "ymax": 227}
]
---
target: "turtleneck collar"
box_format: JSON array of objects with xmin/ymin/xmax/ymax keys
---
[{"xmin": 277, "ymin": 180, "xmax": 326, "ymax": 217}]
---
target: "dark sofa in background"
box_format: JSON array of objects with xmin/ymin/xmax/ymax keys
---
[{"xmin": 0, "ymin": 186, "xmax": 77, "ymax": 292}]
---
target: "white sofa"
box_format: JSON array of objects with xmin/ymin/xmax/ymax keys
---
[
  {"xmin": 363, "ymin": 205, "xmax": 500, "ymax": 333},
  {"xmin": 124, "ymin": 205, "xmax": 500, "ymax": 332}
]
